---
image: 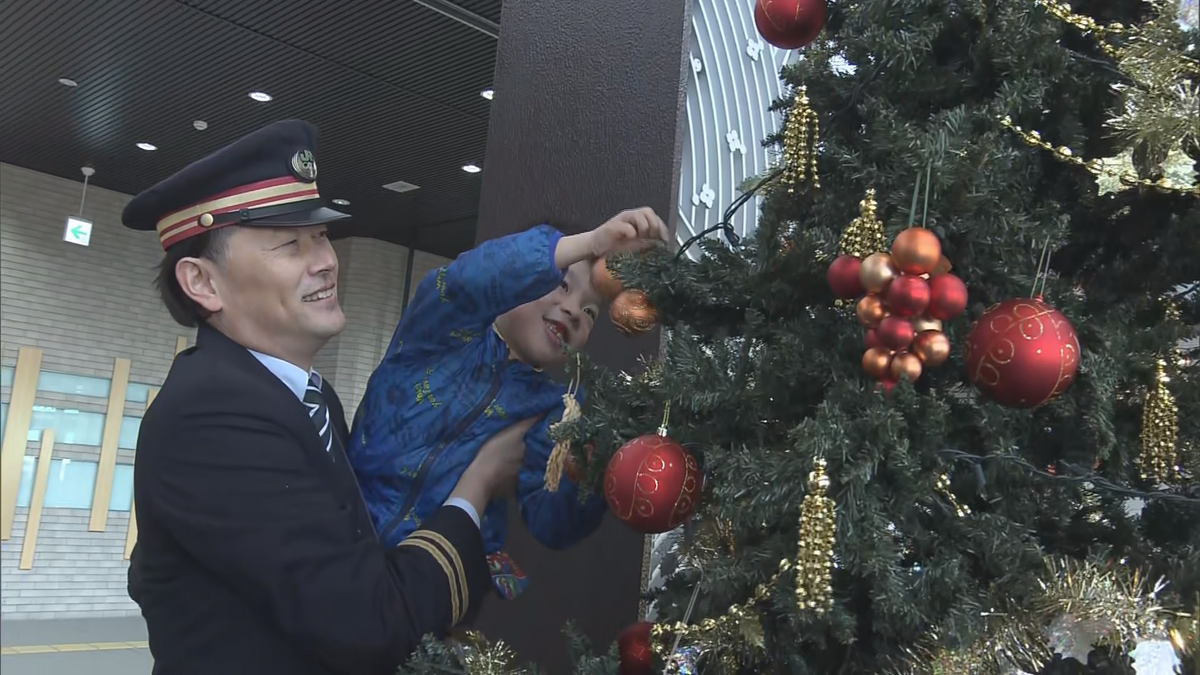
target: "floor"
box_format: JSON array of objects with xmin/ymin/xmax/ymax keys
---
[{"xmin": 0, "ymin": 616, "xmax": 152, "ymax": 675}]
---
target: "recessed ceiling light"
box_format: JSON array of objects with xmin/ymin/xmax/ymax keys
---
[
  {"xmin": 58, "ymin": 78, "xmax": 78, "ymax": 87},
  {"xmin": 332, "ymin": 198, "xmax": 350, "ymax": 206},
  {"xmin": 462, "ymin": 164, "xmax": 482, "ymax": 173},
  {"xmin": 137, "ymin": 142, "xmax": 158, "ymax": 151},
  {"xmin": 249, "ymin": 91, "xmax": 273, "ymax": 102},
  {"xmin": 480, "ymin": 88, "xmax": 494, "ymax": 100},
  {"xmin": 193, "ymin": 120, "xmax": 209, "ymax": 131}
]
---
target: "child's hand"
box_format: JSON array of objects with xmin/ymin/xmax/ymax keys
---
[{"xmin": 588, "ymin": 207, "xmax": 670, "ymax": 258}]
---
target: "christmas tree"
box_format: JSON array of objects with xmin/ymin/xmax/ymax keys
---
[
  {"xmin": 400, "ymin": 0, "xmax": 1199, "ymax": 673},
  {"xmin": 569, "ymin": 0, "xmax": 1200, "ymax": 672}
]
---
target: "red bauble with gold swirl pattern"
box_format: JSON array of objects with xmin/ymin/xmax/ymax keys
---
[
  {"xmin": 964, "ymin": 296, "xmax": 1080, "ymax": 408},
  {"xmin": 604, "ymin": 432, "xmax": 702, "ymax": 534}
]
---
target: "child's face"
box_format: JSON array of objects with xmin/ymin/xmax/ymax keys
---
[{"xmin": 497, "ymin": 260, "xmax": 602, "ymax": 369}]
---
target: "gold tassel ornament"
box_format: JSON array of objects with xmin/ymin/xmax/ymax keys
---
[
  {"xmin": 544, "ymin": 355, "xmax": 582, "ymax": 492},
  {"xmin": 1138, "ymin": 358, "xmax": 1179, "ymax": 484},
  {"xmin": 782, "ymin": 86, "xmax": 820, "ymax": 192},
  {"xmin": 838, "ymin": 188, "xmax": 886, "ymax": 258},
  {"xmin": 794, "ymin": 458, "xmax": 836, "ymax": 615}
]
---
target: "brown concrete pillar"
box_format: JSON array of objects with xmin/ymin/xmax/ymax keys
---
[{"xmin": 471, "ymin": 0, "xmax": 694, "ymax": 670}]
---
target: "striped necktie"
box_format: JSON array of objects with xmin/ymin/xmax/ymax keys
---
[{"xmin": 303, "ymin": 375, "xmax": 333, "ymax": 454}]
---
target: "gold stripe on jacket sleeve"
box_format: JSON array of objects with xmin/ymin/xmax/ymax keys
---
[
  {"xmin": 397, "ymin": 537, "xmax": 460, "ymax": 623},
  {"xmin": 409, "ymin": 530, "xmax": 469, "ymax": 623}
]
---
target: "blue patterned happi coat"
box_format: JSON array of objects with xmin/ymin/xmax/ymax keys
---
[{"xmin": 347, "ymin": 225, "xmax": 607, "ymax": 574}]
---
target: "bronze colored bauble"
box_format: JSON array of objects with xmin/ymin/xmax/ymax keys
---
[
  {"xmin": 856, "ymin": 294, "xmax": 888, "ymax": 328},
  {"xmin": 862, "ymin": 347, "xmax": 893, "ymax": 379},
  {"xmin": 891, "ymin": 227, "xmax": 942, "ymax": 275},
  {"xmin": 592, "ymin": 257, "xmax": 623, "ymax": 301},
  {"xmin": 610, "ymin": 290, "xmax": 658, "ymax": 335},
  {"xmin": 912, "ymin": 330, "xmax": 951, "ymax": 367},
  {"xmin": 911, "ymin": 316, "xmax": 944, "ymax": 334},
  {"xmin": 889, "ymin": 352, "xmax": 923, "ymax": 382},
  {"xmin": 858, "ymin": 252, "xmax": 898, "ymax": 294},
  {"xmin": 932, "ymin": 255, "xmax": 953, "ymax": 277}
]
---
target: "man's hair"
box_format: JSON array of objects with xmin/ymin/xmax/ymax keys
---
[{"xmin": 155, "ymin": 228, "xmax": 235, "ymax": 328}]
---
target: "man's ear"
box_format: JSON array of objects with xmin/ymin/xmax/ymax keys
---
[{"xmin": 176, "ymin": 257, "xmax": 223, "ymax": 314}]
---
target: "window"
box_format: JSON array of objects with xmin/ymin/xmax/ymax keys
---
[
  {"xmin": 1, "ymin": 365, "xmax": 13, "ymax": 388},
  {"xmin": 15, "ymin": 457, "xmax": 135, "ymax": 511},
  {"xmin": 126, "ymin": 383, "xmax": 153, "ymax": 404},
  {"xmin": 37, "ymin": 371, "xmax": 110, "ymax": 398},
  {"xmin": 16, "ymin": 405, "xmax": 142, "ymax": 449}
]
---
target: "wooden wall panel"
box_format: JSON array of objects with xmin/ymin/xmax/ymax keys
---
[
  {"xmin": 124, "ymin": 385, "xmax": 160, "ymax": 560},
  {"xmin": 88, "ymin": 357, "xmax": 131, "ymax": 531},
  {"xmin": 19, "ymin": 430, "xmax": 56, "ymax": 570},
  {"xmin": 1, "ymin": 346, "xmax": 43, "ymax": 540}
]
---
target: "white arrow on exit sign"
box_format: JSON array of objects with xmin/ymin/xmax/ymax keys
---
[{"xmin": 64, "ymin": 216, "xmax": 92, "ymax": 246}]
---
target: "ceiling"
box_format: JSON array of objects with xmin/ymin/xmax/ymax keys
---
[{"xmin": 1, "ymin": 0, "xmax": 504, "ymax": 258}]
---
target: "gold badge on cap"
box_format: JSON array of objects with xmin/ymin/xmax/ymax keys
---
[{"xmin": 290, "ymin": 150, "xmax": 317, "ymax": 182}]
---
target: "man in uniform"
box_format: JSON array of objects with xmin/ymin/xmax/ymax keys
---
[{"xmin": 123, "ymin": 119, "xmax": 527, "ymax": 673}]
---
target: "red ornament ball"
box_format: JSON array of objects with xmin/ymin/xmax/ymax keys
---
[
  {"xmin": 827, "ymin": 254, "xmax": 865, "ymax": 299},
  {"xmin": 864, "ymin": 328, "xmax": 880, "ymax": 350},
  {"xmin": 617, "ymin": 622, "xmax": 654, "ymax": 675},
  {"xmin": 605, "ymin": 433, "xmax": 702, "ymax": 534},
  {"xmin": 927, "ymin": 273, "xmax": 968, "ymax": 320},
  {"xmin": 876, "ymin": 316, "xmax": 915, "ymax": 350},
  {"xmin": 754, "ymin": 0, "xmax": 827, "ymax": 50},
  {"xmin": 885, "ymin": 274, "xmax": 931, "ymax": 317},
  {"xmin": 964, "ymin": 297, "xmax": 1080, "ymax": 408}
]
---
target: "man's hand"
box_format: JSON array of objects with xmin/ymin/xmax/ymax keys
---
[
  {"xmin": 588, "ymin": 207, "xmax": 670, "ymax": 258},
  {"xmin": 449, "ymin": 417, "xmax": 539, "ymax": 517}
]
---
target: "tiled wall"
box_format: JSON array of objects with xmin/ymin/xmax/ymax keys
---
[{"xmin": 0, "ymin": 162, "xmax": 450, "ymax": 619}]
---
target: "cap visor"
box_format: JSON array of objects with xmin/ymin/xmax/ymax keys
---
[{"xmin": 250, "ymin": 205, "xmax": 352, "ymax": 228}]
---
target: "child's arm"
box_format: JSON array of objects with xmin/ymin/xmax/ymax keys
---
[
  {"xmin": 515, "ymin": 411, "xmax": 607, "ymax": 550},
  {"xmin": 397, "ymin": 209, "xmax": 668, "ymax": 349}
]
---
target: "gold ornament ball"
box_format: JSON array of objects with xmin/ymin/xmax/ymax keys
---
[
  {"xmin": 862, "ymin": 347, "xmax": 893, "ymax": 379},
  {"xmin": 891, "ymin": 227, "xmax": 942, "ymax": 275},
  {"xmin": 889, "ymin": 352, "xmax": 923, "ymax": 382},
  {"xmin": 912, "ymin": 330, "xmax": 951, "ymax": 367},
  {"xmin": 858, "ymin": 252, "xmax": 897, "ymax": 294},
  {"xmin": 911, "ymin": 316, "xmax": 943, "ymax": 333},
  {"xmin": 856, "ymin": 294, "xmax": 888, "ymax": 328},
  {"xmin": 610, "ymin": 289, "xmax": 658, "ymax": 335}
]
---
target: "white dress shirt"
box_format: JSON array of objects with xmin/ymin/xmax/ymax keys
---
[{"xmin": 247, "ymin": 349, "xmax": 480, "ymax": 529}]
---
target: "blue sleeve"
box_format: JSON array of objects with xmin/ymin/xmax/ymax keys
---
[
  {"xmin": 397, "ymin": 225, "xmax": 566, "ymax": 348},
  {"xmin": 515, "ymin": 398, "xmax": 607, "ymax": 550}
]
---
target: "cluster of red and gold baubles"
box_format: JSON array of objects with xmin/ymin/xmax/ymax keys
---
[
  {"xmin": 754, "ymin": 0, "xmax": 828, "ymax": 50},
  {"xmin": 594, "ymin": 257, "xmax": 658, "ymax": 336},
  {"xmin": 828, "ymin": 227, "xmax": 967, "ymax": 390},
  {"xmin": 963, "ymin": 296, "xmax": 1080, "ymax": 408},
  {"xmin": 604, "ymin": 426, "xmax": 702, "ymax": 534}
]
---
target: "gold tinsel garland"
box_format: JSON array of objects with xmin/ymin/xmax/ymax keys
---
[
  {"xmin": 892, "ymin": 558, "xmax": 1173, "ymax": 674},
  {"xmin": 650, "ymin": 459, "xmax": 838, "ymax": 656},
  {"xmin": 1138, "ymin": 358, "xmax": 1179, "ymax": 484},
  {"xmin": 838, "ymin": 189, "xmax": 887, "ymax": 259},
  {"xmin": 1000, "ymin": 116, "xmax": 1200, "ymax": 196},
  {"xmin": 782, "ymin": 87, "xmax": 820, "ymax": 192},
  {"xmin": 448, "ymin": 631, "xmax": 529, "ymax": 674},
  {"xmin": 1003, "ymin": 0, "xmax": 1200, "ymax": 196}
]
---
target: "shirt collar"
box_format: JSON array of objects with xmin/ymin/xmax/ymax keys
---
[{"xmin": 247, "ymin": 349, "xmax": 319, "ymax": 401}]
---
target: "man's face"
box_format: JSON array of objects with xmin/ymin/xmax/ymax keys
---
[
  {"xmin": 498, "ymin": 260, "xmax": 602, "ymax": 369},
  {"xmin": 192, "ymin": 225, "xmax": 344, "ymax": 364}
]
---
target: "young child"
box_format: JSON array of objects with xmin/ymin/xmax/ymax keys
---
[{"xmin": 348, "ymin": 207, "xmax": 669, "ymax": 599}]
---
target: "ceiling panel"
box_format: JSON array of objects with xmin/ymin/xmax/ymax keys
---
[{"xmin": 0, "ymin": 0, "xmax": 503, "ymax": 258}]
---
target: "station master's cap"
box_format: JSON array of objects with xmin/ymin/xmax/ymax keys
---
[{"xmin": 121, "ymin": 119, "xmax": 349, "ymax": 250}]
